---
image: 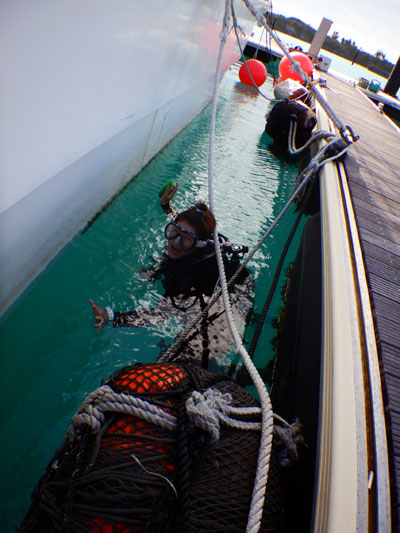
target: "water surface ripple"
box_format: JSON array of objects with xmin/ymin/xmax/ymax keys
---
[{"xmin": 0, "ymin": 64, "xmax": 304, "ymax": 529}]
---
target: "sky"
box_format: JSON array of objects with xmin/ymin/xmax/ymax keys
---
[{"xmin": 271, "ymin": 0, "xmax": 399, "ymax": 64}]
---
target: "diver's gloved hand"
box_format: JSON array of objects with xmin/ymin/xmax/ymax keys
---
[
  {"xmin": 89, "ymin": 299, "xmax": 110, "ymax": 332},
  {"xmin": 160, "ymin": 181, "xmax": 178, "ymax": 206}
]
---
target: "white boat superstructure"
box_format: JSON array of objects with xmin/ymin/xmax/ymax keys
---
[{"xmin": 0, "ymin": 0, "xmax": 255, "ymax": 315}]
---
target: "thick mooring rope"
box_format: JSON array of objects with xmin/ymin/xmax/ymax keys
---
[
  {"xmin": 69, "ymin": 382, "xmax": 265, "ymax": 442},
  {"xmin": 241, "ymin": 0, "xmax": 359, "ymax": 143},
  {"xmin": 186, "ymin": 388, "xmax": 262, "ymax": 440},
  {"xmin": 288, "ymin": 120, "xmax": 336, "ymax": 154},
  {"xmin": 68, "ymin": 384, "xmax": 177, "ymax": 438},
  {"xmin": 208, "ymin": 3, "xmax": 273, "ymax": 532},
  {"xmin": 231, "ymin": 2, "xmax": 273, "ymax": 102},
  {"xmin": 161, "ymin": 4, "xmax": 354, "ymax": 529}
]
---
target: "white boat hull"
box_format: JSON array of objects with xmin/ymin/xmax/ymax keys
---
[{"xmin": 0, "ymin": 0, "xmax": 254, "ymax": 315}]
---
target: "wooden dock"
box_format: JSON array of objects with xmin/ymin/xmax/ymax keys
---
[{"xmin": 322, "ymin": 72, "xmax": 400, "ymax": 527}]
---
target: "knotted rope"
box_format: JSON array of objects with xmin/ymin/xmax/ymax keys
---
[
  {"xmin": 273, "ymin": 417, "xmax": 303, "ymax": 467},
  {"xmin": 240, "ymin": 0, "xmax": 359, "ymax": 143},
  {"xmin": 288, "ymin": 119, "xmax": 336, "ymax": 154},
  {"xmin": 207, "ymin": 4, "xmax": 274, "ymax": 532},
  {"xmin": 162, "ymin": 4, "xmax": 353, "ymax": 530},
  {"xmin": 68, "ymin": 384, "xmax": 177, "ymax": 439},
  {"xmin": 68, "ymin": 383, "xmax": 269, "ymax": 443},
  {"xmin": 186, "ymin": 388, "xmax": 261, "ymax": 441},
  {"xmin": 186, "ymin": 389, "xmax": 303, "ymax": 466}
]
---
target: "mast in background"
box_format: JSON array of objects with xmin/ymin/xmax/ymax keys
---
[
  {"xmin": 383, "ymin": 56, "xmax": 400, "ymax": 96},
  {"xmin": 307, "ymin": 17, "xmax": 333, "ymax": 63}
]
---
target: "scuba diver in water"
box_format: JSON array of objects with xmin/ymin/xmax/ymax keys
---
[{"xmin": 89, "ymin": 183, "xmax": 253, "ymax": 372}]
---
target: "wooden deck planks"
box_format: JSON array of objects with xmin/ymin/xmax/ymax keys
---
[
  {"xmin": 365, "ymin": 257, "xmax": 400, "ymax": 288},
  {"xmin": 373, "ymin": 293, "xmax": 400, "ymax": 323},
  {"xmin": 357, "ymin": 212, "xmax": 400, "ymax": 245},
  {"xmin": 352, "ymin": 200, "xmax": 400, "ymax": 232},
  {"xmin": 322, "ymin": 73, "xmax": 400, "ymax": 517},
  {"xmin": 362, "ymin": 237, "xmax": 400, "ymax": 262}
]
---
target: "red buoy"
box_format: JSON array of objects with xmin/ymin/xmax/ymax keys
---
[
  {"xmin": 239, "ymin": 59, "xmax": 267, "ymax": 87},
  {"xmin": 279, "ymin": 52, "xmax": 313, "ymax": 83}
]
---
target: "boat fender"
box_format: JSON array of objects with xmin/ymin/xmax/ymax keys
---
[
  {"xmin": 239, "ymin": 59, "xmax": 267, "ymax": 88},
  {"xmin": 19, "ymin": 363, "xmax": 285, "ymax": 532},
  {"xmin": 279, "ymin": 52, "xmax": 313, "ymax": 83},
  {"xmin": 265, "ymin": 99, "xmax": 317, "ymax": 149}
]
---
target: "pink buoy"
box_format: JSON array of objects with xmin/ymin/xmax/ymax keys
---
[
  {"xmin": 239, "ymin": 59, "xmax": 267, "ymax": 87},
  {"xmin": 279, "ymin": 52, "xmax": 313, "ymax": 83}
]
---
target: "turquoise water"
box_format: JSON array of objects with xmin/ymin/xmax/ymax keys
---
[{"xmin": 0, "ymin": 65, "xmax": 304, "ymax": 530}]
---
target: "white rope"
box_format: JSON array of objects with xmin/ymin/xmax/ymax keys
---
[
  {"xmin": 240, "ymin": 0, "xmax": 358, "ymax": 142},
  {"xmin": 186, "ymin": 388, "xmax": 262, "ymax": 440},
  {"xmin": 159, "ymin": 8, "xmax": 354, "ymax": 528},
  {"xmin": 288, "ymin": 119, "xmax": 336, "ymax": 155},
  {"xmin": 241, "ymin": 0, "xmax": 310, "ymax": 83},
  {"xmin": 208, "ymin": 3, "xmax": 274, "ymax": 532},
  {"xmin": 211, "ymin": 236, "xmax": 273, "ymax": 533},
  {"xmin": 231, "ymin": 2, "xmax": 273, "ymax": 101},
  {"xmin": 159, "ymin": 133, "xmax": 349, "ymax": 365},
  {"xmin": 68, "ymin": 384, "xmax": 177, "ymax": 439}
]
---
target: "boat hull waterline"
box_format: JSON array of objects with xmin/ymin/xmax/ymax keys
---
[{"xmin": 0, "ymin": 0, "xmax": 255, "ymax": 316}]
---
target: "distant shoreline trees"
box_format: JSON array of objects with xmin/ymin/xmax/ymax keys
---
[{"xmin": 268, "ymin": 13, "xmax": 394, "ymax": 78}]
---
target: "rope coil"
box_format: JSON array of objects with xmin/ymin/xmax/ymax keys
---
[
  {"xmin": 186, "ymin": 388, "xmax": 262, "ymax": 440},
  {"xmin": 288, "ymin": 119, "xmax": 336, "ymax": 154},
  {"xmin": 68, "ymin": 384, "xmax": 177, "ymax": 438},
  {"xmin": 69, "ymin": 382, "xmax": 268, "ymax": 443}
]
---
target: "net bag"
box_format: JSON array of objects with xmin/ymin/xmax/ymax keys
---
[{"xmin": 19, "ymin": 363, "xmax": 284, "ymax": 532}]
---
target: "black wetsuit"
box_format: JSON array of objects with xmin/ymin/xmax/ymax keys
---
[{"xmin": 111, "ymin": 244, "xmax": 254, "ymax": 371}]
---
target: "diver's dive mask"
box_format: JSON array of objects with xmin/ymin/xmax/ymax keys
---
[{"xmin": 164, "ymin": 221, "xmax": 208, "ymax": 251}]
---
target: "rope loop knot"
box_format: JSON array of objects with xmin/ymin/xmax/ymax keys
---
[
  {"xmin": 186, "ymin": 388, "xmax": 261, "ymax": 441},
  {"xmin": 68, "ymin": 384, "xmax": 177, "ymax": 440}
]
